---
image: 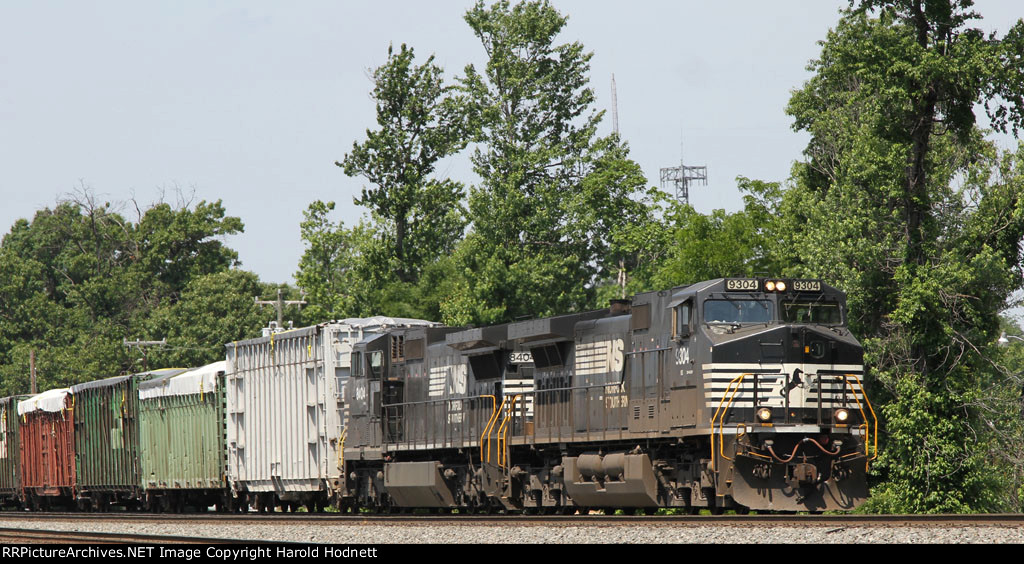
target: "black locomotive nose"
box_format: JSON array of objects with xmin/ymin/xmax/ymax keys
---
[{"xmin": 788, "ymin": 326, "xmax": 840, "ymax": 364}]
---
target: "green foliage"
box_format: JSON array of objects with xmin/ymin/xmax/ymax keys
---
[
  {"xmin": 144, "ymin": 270, "xmax": 281, "ymax": 369},
  {"xmin": 778, "ymin": 1, "xmax": 1024, "ymax": 512},
  {"xmin": 0, "ymin": 192, "xmax": 259, "ymax": 395},
  {"xmin": 337, "ymin": 43, "xmax": 469, "ymax": 286},
  {"xmin": 445, "ymin": 1, "xmax": 653, "ymax": 325},
  {"xmin": 295, "ymin": 199, "xmax": 459, "ymax": 322},
  {"xmin": 294, "ymin": 201, "xmax": 368, "ymax": 322}
]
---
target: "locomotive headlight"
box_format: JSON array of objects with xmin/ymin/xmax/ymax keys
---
[
  {"xmin": 775, "ymin": 281, "xmax": 787, "ymax": 292},
  {"xmin": 756, "ymin": 406, "xmax": 773, "ymax": 422},
  {"xmin": 765, "ymin": 281, "xmax": 776, "ymax": 291},
  {"xmin": 834, "ymin": 408, "xmax": 850, "ymax": 423}
]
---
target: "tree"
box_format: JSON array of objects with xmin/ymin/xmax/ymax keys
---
[
  {"xmin": 0, "ymin": 190, "xmax": 246, "ymax": 392},
  {"xmin": 445, "ymin": 0, "xmax": 651, "ymax": 325},
  {"xmin": 780, "ymin": 1, "xmax": 1024, "ymax": 512},
  {"xmin": 295, "ymin": 201, "xmax": 366, "ymax": 322},
  {"xmin": 144, "ymin": 270, "xmax": 281, "ymax": 369},
  {"xmin": 337, "ymin": 43, "xmax": 470, "ymax": 285}
]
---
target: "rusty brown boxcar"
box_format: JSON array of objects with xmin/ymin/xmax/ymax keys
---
[{"xmin": 18, "ymin": 388, "xmax": 75, "ymax": 510}]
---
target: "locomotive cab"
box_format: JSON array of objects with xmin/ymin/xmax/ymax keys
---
[{"xmin": 680, "ymin": 278, "xmax": 874, "ymax": 511}]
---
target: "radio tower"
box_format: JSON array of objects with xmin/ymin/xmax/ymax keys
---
[
  {"xmin": 611, "ymin": 74, "xmax": 620, "ymax": 135},
  {"xmin": 660, "ymin": 137, "xmax": 707, "ymax": 204}
]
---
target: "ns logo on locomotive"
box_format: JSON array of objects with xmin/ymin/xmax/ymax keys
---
[{"xmin": 4, "ymin": 277, "xmax": 874, "ymax": 514}]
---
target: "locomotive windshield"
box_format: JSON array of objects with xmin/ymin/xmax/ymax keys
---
[
  {"xmin": 781, "ymin": 299, "xmax": 843, "ymax": 324},
  {"xmin": 703, "ymin": 299, "xmax": 773, "ymax": 324}
]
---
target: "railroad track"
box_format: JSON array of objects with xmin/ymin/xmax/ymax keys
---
[
  {"xmin": 0, "ymin": 526, "xmax": 263, "ymax": 544},
  {"xmin": 3, "ymin": 512, "xmax": 1023, "ymax": 527}
]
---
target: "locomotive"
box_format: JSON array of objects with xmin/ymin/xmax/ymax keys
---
[
  {"xmin": 341, "ymin": 277, "xmax": 874, "ymax": 513},
  {"xmin": 3, "ymin": 277, "xmax": 874, "ymax": 514}
]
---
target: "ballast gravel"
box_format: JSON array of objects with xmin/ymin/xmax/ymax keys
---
[{"xmin": 1, "ymin": 518, "xmax": 1023, "ymax": 544}]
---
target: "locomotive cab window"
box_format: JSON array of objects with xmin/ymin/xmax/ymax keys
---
[
  {"xmin": 781, "ymin": 299, "xmax": 842, "ymax": 325},
  {"xmin": 369, "ymin": 350, "xmax": 384, "ymax": 379},
  {"xmin": 703, "ymin": 299, "xmax": 773, "ymax": 324},
  {"xmin": 672, "ymin": 301, "xmax": 692, "ymax": 339},
  {"xmin": 351, "ymin": 351, "xmax": 363, "ymax": 377}
]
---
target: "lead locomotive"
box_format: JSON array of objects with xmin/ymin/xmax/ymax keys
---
[{"xmin": 342, "ymin": 278, "xmax": 874, "ymax": 513}]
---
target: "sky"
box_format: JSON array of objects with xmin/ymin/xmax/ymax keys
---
[{"xmin": 1, "ymin": 1, "xmax": 1021, "ymax": 287}]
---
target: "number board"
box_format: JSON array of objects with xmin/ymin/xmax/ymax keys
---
[
  {"xmin": 792, "ymin": 280, "xmax": 822, "ymax": 292},
  {"xmin": 725, "ymin": 278, "xmax": 759, "ymax": 291},
  {"xmin": 509, "ymin": 352, "xmax": 534, "ymax": 364}
]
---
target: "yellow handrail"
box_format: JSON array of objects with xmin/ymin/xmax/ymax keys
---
[
  {"xmin": 497, "ymin": 395, "xmax": 520, "ymax": 468},
  {"xmin": 479, "ymin": 395, "xmax": 501, "ymax": 464},
  {"xmin": 337, "ymin": 426, "xmax": 347, "ymax": 472},
  {"xmin": 712, "ymin": 374, "xmax": 749, "ymax": 467},
  {"xmin": 843, "ymin": 373, "xmax": 878, "ymax": 469}
]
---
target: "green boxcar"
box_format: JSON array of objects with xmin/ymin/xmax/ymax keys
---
[
  {"xmin": 0, "ymin": 396, "xmax": 30, "ymax": 506},
  {"xmin": 138, "ymin": 362, "xmax": 229, "ymax": 512},
  {"xmin": 70, "ymin": 368, "xmax": 186, "ymax": 510}
]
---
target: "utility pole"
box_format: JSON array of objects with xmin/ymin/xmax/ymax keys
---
[
  {"xmin": 254, "ymin": 289, "xmax": 307, "ymax": 327},
  {"xmin": 123, "ymin": 338, "xmax": 166, "ymax": 371},
  {"xmin": 29, "ymin": 349, "xmax": 36, "ymax": 394}
]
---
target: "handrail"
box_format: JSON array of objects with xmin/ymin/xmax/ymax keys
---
[
  {"xmin": 477, "ymin": 395, "xmax": 497, "ymax": 461},
  {"xmin": 497, "ymin": 395, "xmax": 520, "ymax": 468},
  {"xmin": 381, "ymin": 383, "xmax": 610, "ymax": 410},
  {"xmin": 709, "ymin": 373, "xmax": 749, "ymax": 471},
  {"xmin": 481, "ymin": 396, "xmax": 505, "ymax": 464},
  {"xmin": 337, "ymin": 426, "xmax": 347, "ymax": 472},
  {"xmin": 843, "ymin": 373, "xmax": 878, "ymax": 468}
]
